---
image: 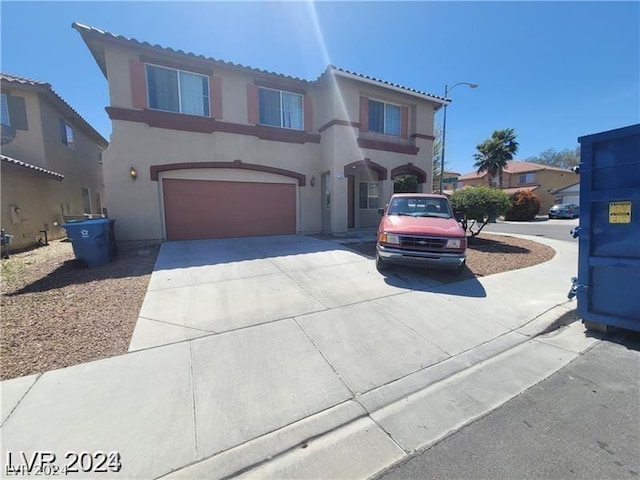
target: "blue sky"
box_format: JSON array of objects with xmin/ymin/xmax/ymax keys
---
[{"xmin": 2, "ymin": 1, "xmax": 638, "ymax": 175}]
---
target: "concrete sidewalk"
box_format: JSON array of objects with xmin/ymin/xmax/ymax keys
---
[{"xmin": 0, "ymin": 234, "xmax": 594, "ymax": 479}]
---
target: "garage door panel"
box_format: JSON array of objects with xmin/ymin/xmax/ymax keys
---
[{"xmin": 163, "ymin": 179, "xmax": 296, "ymax": 240}]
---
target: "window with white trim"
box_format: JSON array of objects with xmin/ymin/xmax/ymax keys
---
[
  {"xmin": 146, "ymin": 64, "xmax": 210, "ymax": 117},
  {"xmin": 95, "ymin": 191, "xmax": 103, "ymax": 215},
  {"xmin": 82, "ymin": 187, "xmax": 91, "ymax": 214},
  {"xmin": 1, "ymin": 94, "xmax": 10, "ymax": 126},
  {"xmin": 359, "ymin": 182, "xmax": 380, "ymax": 209},
  {"xmin": 59, "ymin": 118, "xmax": 74, "ymax": 149},
  {"xmin": 258, "ymin": 87, "xmax": 303, "ymax": 130},
  {"xmin": 368, "ymin": 99, "xmax": 401, "ymax": 136},
  {"xmin": 519, "ymin": 173, "xmax": 535, "ymax": 184}
]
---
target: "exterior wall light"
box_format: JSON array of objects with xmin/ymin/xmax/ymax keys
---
[
  {"xmin": 129, "ymin": 166, "xmax": 138, "ymax": 180},
  {"xmin": 310, "ymin": 176, "xmax": 316, "ymax": 187}
]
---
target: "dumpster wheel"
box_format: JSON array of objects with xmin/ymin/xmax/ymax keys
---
[{"xmin": 583, "ymin": 320, "xmax": 612, "ymax": 334}]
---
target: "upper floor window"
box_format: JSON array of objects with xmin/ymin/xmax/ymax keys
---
[
  {"xmin": 59, "ymin": 118, "xmax": 74, "ymax": 149},
  {"xmin": 368, "ymin": 99, "xmax": 401, "ymax": 136},
  {"xmin": 1, "ymin": 94, "xmax": 10, "ymax": 126},
  {"xmin": 146, "ymin": 64, "xmax": 210, "ymax": 117},
  {"xmin": 258, "ymin": 87, "xmax": 303, "ymax": 130},
  {"xmin": 519, "ymin": 173, "xmax": 535, "ymax": 184}
]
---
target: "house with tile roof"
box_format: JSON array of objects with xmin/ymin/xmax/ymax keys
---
[
  {"xmin": 1, "ymin": 73, "xmax": 108, "ymax": 251},
  {"xmin": 457, "ymin": 161, "xmax": 578, "ymax": 213},
  {"xmin": 73, "ymin": 23, "xmax": 447, "ymax": 243}
]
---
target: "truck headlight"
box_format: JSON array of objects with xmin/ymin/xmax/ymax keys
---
[
  {"xmin": 379, "ymin": 233, "xmax": 400, "ymax": 245},
  {"xmin": 445, "ymin": 238, "xmax": 466, "ymax": 249}
]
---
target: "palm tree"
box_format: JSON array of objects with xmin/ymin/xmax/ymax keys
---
[{"xmin": 473, "ymin": 128, "xmax": 519, "ymax": 189}]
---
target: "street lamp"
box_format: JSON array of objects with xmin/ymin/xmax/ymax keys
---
[{"xmin": 439, "ymin": 82, "xmax": 478, "ymax": 194}]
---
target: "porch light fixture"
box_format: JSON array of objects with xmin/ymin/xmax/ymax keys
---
[
  {"xmin": 310, "ymin": 176, "xmax": 316, "ymax": 187},
  {"xmin": 129, "ymin": 166, "xmax": 138, "ymax": 180},
  {"xmin": 440, "ymin": 82, "xmax": 478, "ymax": 194}
]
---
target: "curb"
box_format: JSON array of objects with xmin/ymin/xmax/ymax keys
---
[{"xmin": 162, "ymin": 303, "xmax": 578, "ymax": 479}]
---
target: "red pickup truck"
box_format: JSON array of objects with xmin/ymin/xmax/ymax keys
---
[{"xmin": 375, "ymin": 193, "xmax": 467, "ymax": 271}]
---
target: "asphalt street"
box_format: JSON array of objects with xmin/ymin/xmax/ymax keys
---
[
  {"xmin": 484, "ymin": 218, "xmax": 579, "ymax": 242},
  {"xmin": 376, "ymin": 327, "xmax": 640, "ymax": 480}
]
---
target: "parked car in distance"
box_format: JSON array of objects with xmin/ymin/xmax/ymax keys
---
[
  {"xmin": 376, "ymin": 193, "xmax": 467, "ymax": 271},
  {"xmin": 548, "ymin": 203, "xmax": 580, "ymax": 219}
]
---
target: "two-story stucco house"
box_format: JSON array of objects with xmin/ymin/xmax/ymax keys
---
[
  {"xmin": 458, "ymin": 161, "xmax": 578, "ymax": 213},
  {"xmin": 1, "ymin": 73, "xmax": 108, "ymax": 251},
  {"xmin": 73, "ymin": 23, "xmax": 448, "ymax": 244}
]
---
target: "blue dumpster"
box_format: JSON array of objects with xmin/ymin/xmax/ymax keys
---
[
  {"xmin": 62, "ymin": 219, "xmax": 116, "ymax": 267},
  {"xmin": 573, "ymin": 124, "xmax": 640, "ymax": 332}
]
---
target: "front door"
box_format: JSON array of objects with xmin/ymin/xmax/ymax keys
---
[{"xmin": 321, "ymin": 171, "xmax": 331, "ymax": 232}]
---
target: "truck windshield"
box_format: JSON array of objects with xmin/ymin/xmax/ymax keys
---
[{"xmin": 388, "ymin": 197, "xmax": 452, "ymax": 218}]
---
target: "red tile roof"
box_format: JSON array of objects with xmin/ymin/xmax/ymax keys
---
[
  {"xmin": 458, "ymin": 161, "xmax": 572, "ymax": 180},
  {"xmin": 502, "ymin": 185, "xmax": 540, "ymax": 195},
  {"xmin": 0, "ymin": 73, "xmax": 108, "ymax": 148}
]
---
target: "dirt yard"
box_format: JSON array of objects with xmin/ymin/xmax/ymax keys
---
[{"xmin": 1, "ymin": 234, "xmax": 554, "ymax": 380}]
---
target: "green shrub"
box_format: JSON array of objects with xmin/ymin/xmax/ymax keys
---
[
  {"xmin": 450, "ymin": 186, "xmax": 511, "ymax": 237},
  {"xmin": 505, "ymin": 190, "xmax": 541, "ymax": 221}
]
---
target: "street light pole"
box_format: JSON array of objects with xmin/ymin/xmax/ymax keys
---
[{"xmin": 439, "ymin": 82, "xmax": 478, "ymax": 194}]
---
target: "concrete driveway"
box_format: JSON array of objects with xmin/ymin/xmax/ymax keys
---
[
  {"xmin": 129, "ymin": 234, "xmax": 490, "ymax": 352},
  {"xmin": 2, "ymin": 234, "xmax": 588, "ymax": 479}
]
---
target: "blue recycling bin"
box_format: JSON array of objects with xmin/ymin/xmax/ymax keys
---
[{"xmin": 62, "ymin": 218, "xmax": 116, "ymax": 267}]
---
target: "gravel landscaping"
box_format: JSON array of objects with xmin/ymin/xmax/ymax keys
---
[
  {"xmin": 1, "ymin": 241, "xmax": 159, "ymax": 380},
  {"xmin": 1, "ymin": 234, "xmax": 554, "ymax": 381}
]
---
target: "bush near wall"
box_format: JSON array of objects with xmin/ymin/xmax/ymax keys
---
[{"xmin": 505, "ymin": 190, "xmax": 541, "ymax": 221}]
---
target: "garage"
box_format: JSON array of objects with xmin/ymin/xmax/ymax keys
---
[{"xmin": 162, "ymin": 178, "xmax": 296, "ymax": 240}]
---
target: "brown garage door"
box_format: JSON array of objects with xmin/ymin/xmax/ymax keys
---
[{"xmin": 163, "ymin": 178, "xmax": 296, "ymax": 240}]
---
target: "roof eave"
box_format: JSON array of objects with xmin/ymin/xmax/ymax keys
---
[
  {"xmin": 330, "ymin": 68, "xmax": 450, "ymax": 107},
  {"xmin": 1, "ymin": 155, "xmax": 65, "ymax": 181},
  {"xmin": 72, "ymin": 23, "xmax": 108, "ymax": 78}
]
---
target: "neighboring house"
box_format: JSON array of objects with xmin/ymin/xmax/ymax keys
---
[
  {"xmin": 553, "ymin": 182, "xmax": 580, "ymax": 206},
  {"xmin": 457, "ymin": 161, "xmax": 577, "ymax": 213},
  {"xmin": 1, "ymin": 73, "xmax": 108, "ymax": 251},
  {"xmin": 73, "ymin": 23, "xmax": 447, "ymax": 244}
]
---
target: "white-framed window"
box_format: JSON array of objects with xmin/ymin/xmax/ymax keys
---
[
  {"xmin": 359, "ymin": 182, "xmax": 380, "ymax": 209},
  {"xmin": 519, "ymin": 173, "xmax": 535, "ymax": 184},
  {"xmin": 59, "ymin": 118, "xmax": 74, "ymax": 148},
  {"xmin": 146, "ymin": 64, "xmax": 210, "ymax": 117},
  {"xmin": 258, "ymin": 87, "xmax": 303, "ymax": 130},
  {"xmin": 368, "ymin": 99, "xmax": 401, "ymax": 136},
  {"xmin": 95, "ymin": 191, "xmax": 103, "ymax": 215},
  {"xmin": 82, "ymin": 187, "xmax": 91, "ymax": 214},
  {"xmin": 1, "ymin": 94, "xmax": 10, "ymax": 126}
]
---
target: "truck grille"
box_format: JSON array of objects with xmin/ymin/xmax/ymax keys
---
[{"xmin": 398, "ymin": 236, "xmax": 447, "ymax": 251}]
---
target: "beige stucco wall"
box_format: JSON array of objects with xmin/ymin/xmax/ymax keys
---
[
  {"xmin": 98, "ymin": 44, "xmax": 439, "ymax": 241},
  {"xmin": 316, "ymin": 76, "xmax": 437, "ymax": 232},
  {"xmin": 1, "ymin": 84, "xmax": 105, "ymax": 250},
  {"xmin": 39, "ymin": 97, "xmax": 105, "ymax": 217},
  {"xmin": 0, "ymin": 167, "xmax": 66, "ymax": 250},
  {"xmin": 0, "ymin": 88, "xmax": 46, "ymax": 167},
  {"xmin": 525, "ymin": 170, "xmax": 577, "ymax": 212},
  {"xmin": 104, "ymin": 120, "xmax": 322, "ymax": 242}
]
